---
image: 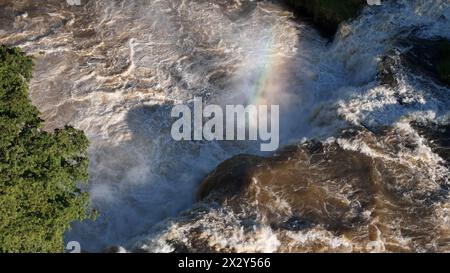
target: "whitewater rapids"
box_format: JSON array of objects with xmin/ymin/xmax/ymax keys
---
[{"xmin": 0, "ymin": 0, "xmax": 449, "ymax": 252}]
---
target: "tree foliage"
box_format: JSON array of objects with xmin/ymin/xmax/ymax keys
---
[{"xmin": 0, "ymin": 46, "xmax": 94, "ymax": 253}]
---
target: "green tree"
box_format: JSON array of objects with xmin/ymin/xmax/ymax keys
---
[{"xmin": 0, "ymin": 46, "xmax": 94, "ymax": 253}]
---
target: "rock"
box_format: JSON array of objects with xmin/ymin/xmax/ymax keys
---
[
  {"xmin": 378, "ymin": 38, "xmax": 450, "ymax": 88},
  {"xmin": 198, "ymin": 140, "xmax": 375, "ymax": 231},
  {"xmin": 412, "ymin": 121, "xmax": 450, "ymax": 167},
  {"xmin": 281, "ymin": 0, "xmax": 368, "ymax": 36},
  {"xmin": 437, "ymin": 40, "xmax": 450, "ymax": 85},
  {"xmin": 197, "ymin": 154, "xmax": 264, "ymax": 202},
  {"xmin": 401, "ymin": 38, "xmax": 450, "ymax": 87}
]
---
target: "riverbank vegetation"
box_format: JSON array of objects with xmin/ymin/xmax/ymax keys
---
[{"xmin": 0, "ymin": 46, "xmax": 94, "ymax": 252}]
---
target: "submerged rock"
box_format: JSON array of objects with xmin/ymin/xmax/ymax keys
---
[
  {"xmin": 378, "ymin": 38, "xmax": 450, "ymax": 89},
  {"xmin": 281, "ymin": 0, "xmax": 368, "ymax": 36},
  {"xmin": 437, "ymin": 40, "xmax": 450, "ymax": 85},
  {"xmin": 413, "ymin": 122, "xmax": 450, "ymax": 167},
  {"xmin": 198, "ymin": 139, "xmax": 374, "ymax": 231},
  {"xmin": 401, "ymin": 38, "xmax": 450, "ymax": 86}
]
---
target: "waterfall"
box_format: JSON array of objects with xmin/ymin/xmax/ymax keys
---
[{"xmin": 0, "ymin": 0, "xmax": 448, "ymax": 252}]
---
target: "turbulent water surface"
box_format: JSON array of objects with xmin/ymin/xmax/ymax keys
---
[{"xmin": 0, "ymin": 0, "xmax": 449, "ymax": 252}]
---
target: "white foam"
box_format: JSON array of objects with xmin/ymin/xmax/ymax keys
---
[{"xmin": 0, "ymin": 0, "xmax": 449, "ymax": 252}]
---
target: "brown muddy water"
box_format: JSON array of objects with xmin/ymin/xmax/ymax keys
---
[{"xmin": 0, "ymin": 0, "xmax": 449, "ymax": 252}]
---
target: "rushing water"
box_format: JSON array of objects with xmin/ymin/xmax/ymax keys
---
[{"xmin": 0, "ymin": 0, "xmax": 449, "ymax": 252}]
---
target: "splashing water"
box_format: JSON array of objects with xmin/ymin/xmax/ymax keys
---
[{"xmin": 0, "ymin": 0, "xmax": 449, "ymax": 252}]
